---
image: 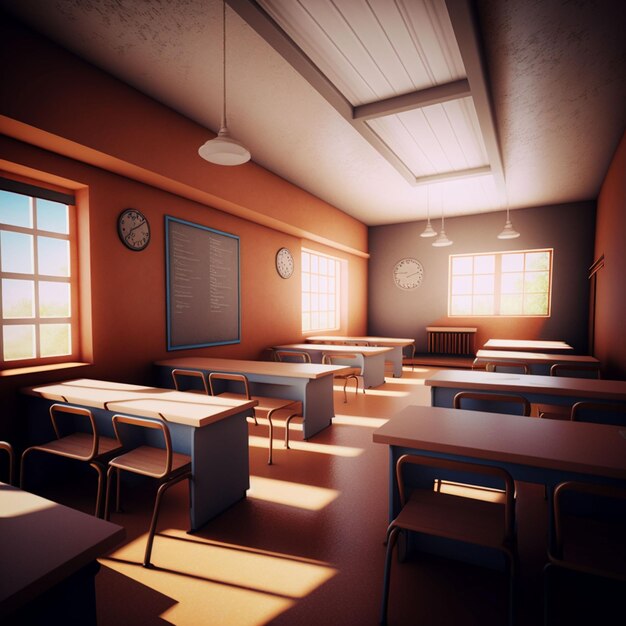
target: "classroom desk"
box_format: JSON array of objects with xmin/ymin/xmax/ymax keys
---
[
  {"xmin": 306, "ymin": 335, "xmax": 414, "ymax": 377},
  {"xmin": 154, "ymin": 357, "xmax": 351, "ymax": 439},
  {"xmin": 472, "ymin": 349, "xmax": 600, "ymax": 375},
  {"xmin": 373, "ymin": 405, "xmax": 626, "ymax": 563},
  {"xmin": 483, "ymin": 339, "xmax": 573, "ymax": 352},
  {"xmin": 0, "ymin": 481, "xmax": 125, "ymax": 623},
  {"xmin": 21, "ymin": 379, "xmax": 256, "ymax": 531},
  {"xmin": 271, "ymin": 343, "xmax": 393, "ymax": 388},
  {"xmin": 425, "ymin": 369, "xmax": 626, "ymax": 409}
]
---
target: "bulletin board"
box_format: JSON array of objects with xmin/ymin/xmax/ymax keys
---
[{"xmin": 165, "ymin": 216, "xmax": 240, "ymax": 350}]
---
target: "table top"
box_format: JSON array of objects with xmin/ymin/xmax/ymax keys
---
[
  {"xmin": 373, "ymin": 405, "xmax": 626, "ymax": 481},
  {"xmin": 425, "ymin": 369, "xmax": 626, "ymax": 401},
  {"xmin": 155, "ymin": 356, "xmax": 351, "ymax": 379},
  {"xmin": 22, "ymin": 378, "xmax": 257, "ymax": 427},
  {"xmin": 0, "ymin": 481, "xmax": 125, "ymax": 617},
  {"xmin": 306, "ymin": 335, "xmax": 414, "ymax": 347},
  {"xmin": 474, "ymin": 349, "xmax": 600, "ymax": 365},
  {"xmin": 483, "ymin": 339, "xmax": 573, "ymax": 351},
  {"xmin": 273, "ymin": 343, "xmax": 393, "ymax": 356}
]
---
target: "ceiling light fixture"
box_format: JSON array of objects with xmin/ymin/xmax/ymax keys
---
[
  {"xmin": 420, "ymin": 186, "xmax": 437, "ymax": 238},
  {"xmin": 432, "ymin": 191, "xmax": 452, "ymax": 247},
  {"xmin": 497, "ymin": 205, "xmax": 520, "ymax": 239},
  {"xmin": 198, "ymin": 0, "xmax": 250, "ymax": 166}
]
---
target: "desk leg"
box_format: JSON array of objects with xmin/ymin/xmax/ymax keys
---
[
  {"xmin": 363, "ymin": 353, "xmax": 386, "ymax": 388},
  {"xmin": 389, "ymin": 346, "xmax": 403, "ymax": 378}
]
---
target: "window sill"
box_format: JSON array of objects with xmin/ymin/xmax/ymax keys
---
[{"xmin": 0, "ymin": 361, "xmax": 91, "ymax": 378}]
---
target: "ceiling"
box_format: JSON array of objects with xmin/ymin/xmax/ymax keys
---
[{"xmin": 1, "ymin": 0, "xmax": 625, "ymax": 226}]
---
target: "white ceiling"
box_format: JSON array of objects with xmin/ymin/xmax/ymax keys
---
[{"xmin": 1, "ymin": 0, "xmax": 625, "ymax": 226}]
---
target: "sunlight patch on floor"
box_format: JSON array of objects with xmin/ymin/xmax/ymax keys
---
[
  {"xmin": 331, "ymin": 414, "xmax": 389, "ymax": 428},
  {"xmin": 383, "ymin": 376, "xmax": 427, "ymax": 386},
  {"xmin": 361, "ymin": 388, "xmax": 409, "ymax": 397},
  {"xmin": 248, "ymin": 475, "xmax": 339, "ymax": 510},
  {"xmin": 249, "ymin": 435, "xmax": 363, "ymax": 457}
]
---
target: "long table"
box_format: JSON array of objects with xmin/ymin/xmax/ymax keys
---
[
  {"xmin": 271, "ymin": 343, "xmax": 393, "ymax": 388},
  {"xmin": 425, "ymin": 369, "xmax": 626, "ymax": 409},
  {"xmin": 472, "ymin": 349, "xmax": 600, "ymax": 375},
  {"xmin": 154, "ymin": 357, "xmax": 350, "ymax": 439},
  {"xmin": 21, "ymin": 378, "xmax": 256, "ymax": 531},
  {"xmin": 483, "ymin": 339, "xmax": 573, "ymax": 352},
  {"xmin": 1, "ymin": 481, "xmax": 125, "ymax": 623},
  {"xmin": 306, "ymin": 335, "xmax": 414, "ymax": 377}
]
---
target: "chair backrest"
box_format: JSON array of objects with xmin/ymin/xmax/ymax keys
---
[
  {"xmin": 171, "ymin": 368, "xmax": 209, "ymax": 394},
  {"xmin": 111, "ymin": 414, "xmax": 174, "ymax": 479},
  {"xmin": 550, "ymin": 363, "xmax": 602, "ymax": 379},
  {"xmin": 396, "ymin": 454, "xmax": 515, "ymax": 542},
  {"xmin": 453, "ymin": 391, "xmax": 531, "ymax": 416},
  {"xmin": 570, "ymin": 401, "xmax": 626, "ymax": 426},
  {"xmin": 207, "ymin": 372, "xmax": 251, "ymax": 399},
  {"xmin": 485, "ymin": 361, "xmax": 530, "ymax": 375},
  {"xmin": 0, "ymin": 441, "xmax": 14, "ymax": 485},
  {"xmin": 322, "ymin": 352, "xmax": 364, "ymax": 372},
  {"xmin": 274, "ymin": 350, "xmax": 311, "ymax": 363},
  {"xmin": 49, "ymin": 403, "xmax": 101, "ymax": 460},
  {"xmin": 402, "ymin": 343, "xmax": 416, "ymax": 360}
]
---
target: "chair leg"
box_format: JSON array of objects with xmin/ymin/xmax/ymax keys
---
[
  {"xmin": 284, "ymin": 413, "xmax": 299, "ymax": 450},
  {"xmin": 89, "ymin": 460, "xmax": 106, "ymax": 518},
  {"xmin": 267, "ymin": 409, "xmax": 276, "ymax": 465},
  {"xmin": 19, "ymin": 448, "xmax": 32, "ymax": 490},
  {"xmin": 143, "ymin": 471, "xmax": 191, "ymax": 568},
  {"xmin": 104, "ymin": 465, "xmax": 115, "ymax": 521},
  {"xmin": 342, "ymin": 379, "xmax": 348, "ymax": 403},
  {"xmin": 380, "ymin": 526, "xmax": 400, "ymax": 625}
]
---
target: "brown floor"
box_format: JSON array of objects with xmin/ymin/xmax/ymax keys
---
[{"xmin": 25, "ymin": 367, "xmax": 605, "ymax": 625}]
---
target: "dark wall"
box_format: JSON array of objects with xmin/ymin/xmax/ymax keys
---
[{"xmin": 368, "ymin": 201, "xmax": 596, "ymax": 354}]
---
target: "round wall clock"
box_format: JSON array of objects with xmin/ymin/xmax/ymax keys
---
[
  {"xmin": 393, "ymin": 257, "xmax": 424, "ymax": 290},
  {"xmin": 117, "ymin": 208, "xmax": 150, "ymax": 251},
  {"xmin": 276, "ymin": 247, "xmax": 294, "ymax": 279}
]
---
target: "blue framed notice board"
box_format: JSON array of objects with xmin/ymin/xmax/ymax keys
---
[{"xmin": 165, "ymin": 216, "xmax": 241, "ymax": 350}]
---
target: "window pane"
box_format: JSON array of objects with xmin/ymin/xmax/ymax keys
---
[
  {"xmin": 526, "ymin": 251, "xmax": 549, "ymax": 271},
  {"xmin": 452, "ymin": 275, "xmax": 472, "ymax": 295},
  {"xmin": 501, "ymin": 253, "xmax": 524, "ymax": 272},
  {"xmin": 319, "ymin": 256, "xmax": 327, "ymax": 274},
  {"xmin": 3, "ymin": 324, "xmax": 36, "ymax": 360},
  {"xmin": 37, "ymin": 199, "xmax": 69, "ymax": 234},
  {"xmin": 524, "ymin": 271, "xmax": 549, "ymax": 293},
  {"xmin": 474, "ymin": 255, "xmax": 495, "ymax": 274},
  {"xmin": 501, "ymin": 272, "xmax": 523, "ymax": 294},
  {"xmin": 39, "ymin": 282, "xmax": 71, "ymax": 317},
  {"xmin": 310, "ymin": 255, "xmax": 318, "ymax": 273},
  {"xmin": 311, "ymin": 312, "xmax": 319, "ymax": 329},
  {"xmin": 302, "ymin": 273, "xmax": 310, "ymax": 291},
  {"xmin": 328, "ymin": 261, "xmax": 336, "ymax": 277},
  {"xmin": 473, "ymin": 295, "xmax": 494, "ymax": 315},
  {"xmin": 473, "ymin": 274, "xmax": 494, "ymax": 295},
  {"xmin": 37, "ymin": 236, "xmax": 70, "ymax": 276},
  {"xmin": 302, "ymin": 293, "xmax": 310, "ymax": 311},
  {"xmin": 0, "ymin": 190, "xmax": 32, "ymax": 228},
  {"xmin": 452, "ymin": 256, "xmax": 472, "ymax": 275},
  {"xmin": 319, "ymin": 276, "xmax": 328, "ymax": 292},
  {"xmin": 40, "ymin": 323, "xmax": 72, "ymax": 357},
  {"xmin": 450, "ymin": 295, "xmax": 471, "ymax": 315},
  {"xmin": 2, "ymin": 279, "xmax": 35, "ymax": 318},
  {"xmin": 524, "ymin": 293, "xmax": 548, "ymax": 315},
  {"xmin": 501, "ymin": 294, "xmax": 523, "ymax": 315},
  {"xmin": 1, "ymin": 231, "xmax": 34, "ymax": 274},
  {"xmin": 301, "ymin": 252, "xmax": 310, "ymax": 272}
]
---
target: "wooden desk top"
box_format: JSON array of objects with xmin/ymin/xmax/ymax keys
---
[
  {"xmin": 0, "ymin": 482, "xmax": 125, "ymax": 617},
  {"xmin": 425, "ymin": 369, "xmax": 626, "ymax": 401},
  {"xmin": 373, "ymin": 405, "xmax": 626, "ymax": 481},
  {"xmin": 155, "ymin": 356, "xmax": 350, "ymax": 379},
  {"xmin": 22, "ymin": 379, "xmax": 257, "ymax": 427},
  {"xmin": 273, "ymin": 343, "xmax": 393, "ymax": 356},
  {"xmin": 474, "ymin": 349, "xmax": 600, "ymax": 365},
  {"xmin": 306, "ymin": 335, "xmax": 414, "ymax": 347},
  {"xmin": 483, "ymin": 339, "xmax": 573, "ymax": 352}
]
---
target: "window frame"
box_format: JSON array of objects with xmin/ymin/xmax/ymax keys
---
[{"xmin": 301, "ymin": 248, "xmax": 341, "ymax": 333}]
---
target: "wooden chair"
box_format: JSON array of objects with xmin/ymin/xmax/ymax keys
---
[
  {"xmin": 104, "ymin": 414, "xmax": 192, "ymax": 568},
  {"xmin": 550, "ymin": 363, "xmax": 602, "ymax": 378},
  {"xmin": 544, "ymin": 481, "xmax": 626, "ymax": 624},
  {"xmin": 20, "ymin": 403, "xmax": 123, "ymax": 517},
  {"xmin": 402, "ymin": 343, "xmax": 416, "ymax": 371},
  {"xmin": 453, "ymin": 391, "xmax": 531, "ymax": 416},
  {"xmin": 380, "ymin": 454, "xmax": 517, "ymax": 625},
  {"xmin": 322, "ymin": 353, "xmax": 365, "ymax": 402},
  {"xmin": 485, "ymin": 361, "xmax": 530, "ymax": 375},
  {"xmin": 0, "ymin": 440, "xmax": 14, "ymax": 485},
  {"xmin": 171, "ymin": 368, "xmax": 209, "ymax": 394},
  {"xmin": 208, "ymin": 372, "xmax": 302, "ymax": 464},
  {"xmin": 570, "ymin": 401, "xmax": 626, "ymax": 426},
  {"xmin": 274, "ymin": 350, "xmax": 312, "ymax": 363}
]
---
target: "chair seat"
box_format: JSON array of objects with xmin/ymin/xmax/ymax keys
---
[
  {"xmin": 31, "ymin": 432, "xmax": 122, "ymax": 460},
  {"xmin": 109, "ymin": 445, "xmax": 191, "ymax": 478},
  {"xmin": 396, "ymin": 489, "xmax": 510, "ymax": 549},
  {"xmin": 537, "ymin": 404, "xmax": 571, "ymax": 420},
  {"xmin": 216, "ymin": 392, "xmax": 301, "ymax": 417}
]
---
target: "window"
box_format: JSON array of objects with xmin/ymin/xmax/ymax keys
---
[
  {"xmin": 301, "ymin": 249, "xmax": 341, "ymax": 332},
  {"xmin": 0, "ymin": 179, "xmax": 78, "ymax": 367},
  {"xmin": 449, "ymin": 248, "xmax": 552, "ymax": 317}
]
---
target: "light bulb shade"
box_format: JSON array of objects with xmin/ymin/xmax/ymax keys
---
[
  {"xmin": 420, "ymin": 221, "xmax": 437, "ymax": 237},
  {"xmin": 432, "ymin": 229, "xmax": 453, "ymax": 247},
  {"xmin": 497, "ymin": 219, "xmax": 520, "ymax": 239},
  {"xmin": 199, "ymin": 126, "xmax": 251, "ymax": 166}
]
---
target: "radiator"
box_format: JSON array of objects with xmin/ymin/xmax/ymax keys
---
[{"xmin": 426, "ymin": 326, "xmax": 477, "ymax": 356}]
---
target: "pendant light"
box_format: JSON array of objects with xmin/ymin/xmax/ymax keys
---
[
  {"xmin": 497, "ymin": 205, "xmax": 520, "ymax": 239},
  {"xmin": 198, "ymin": 0, "xmax": 250, "ymax": 166},
  {"xmin": 432, "ymin": 188, "xmax": 452, "ymax": 247},
  {"xmin": 420, "ymin": 186, "xmax": 437, "ymax": 237}
]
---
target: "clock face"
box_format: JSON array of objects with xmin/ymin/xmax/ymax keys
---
[
  {"xmin": 118, "ymin": 208, "xmax": 150, "ymax": 251},
  {"xmin": 276, "ymin": 247, "xmax": 294, "ymax": 279},
  {"xmin": 393, "ymin": 258, "xmax": 424, "ymax": 290}
]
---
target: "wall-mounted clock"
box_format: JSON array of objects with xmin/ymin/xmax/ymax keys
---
[
  {"xmin": 276, "ymin": 247, "xmax": 294, "ymax": 279},
  {"xmin": 393, "ymin": 257, "xmax": 424, "ymax": 290},
  {"xmin": 117, "ymin": 208, "xmax": 150, "ymax": 251}
]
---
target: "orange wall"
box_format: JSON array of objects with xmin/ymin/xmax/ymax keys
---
[
  {"xmin": 0, "ymin": 15, "xmax": 368, "ymax": 444},
  {"xmin": 593, "ymin": 129, "xmax": 626, "ymax": 379}
]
